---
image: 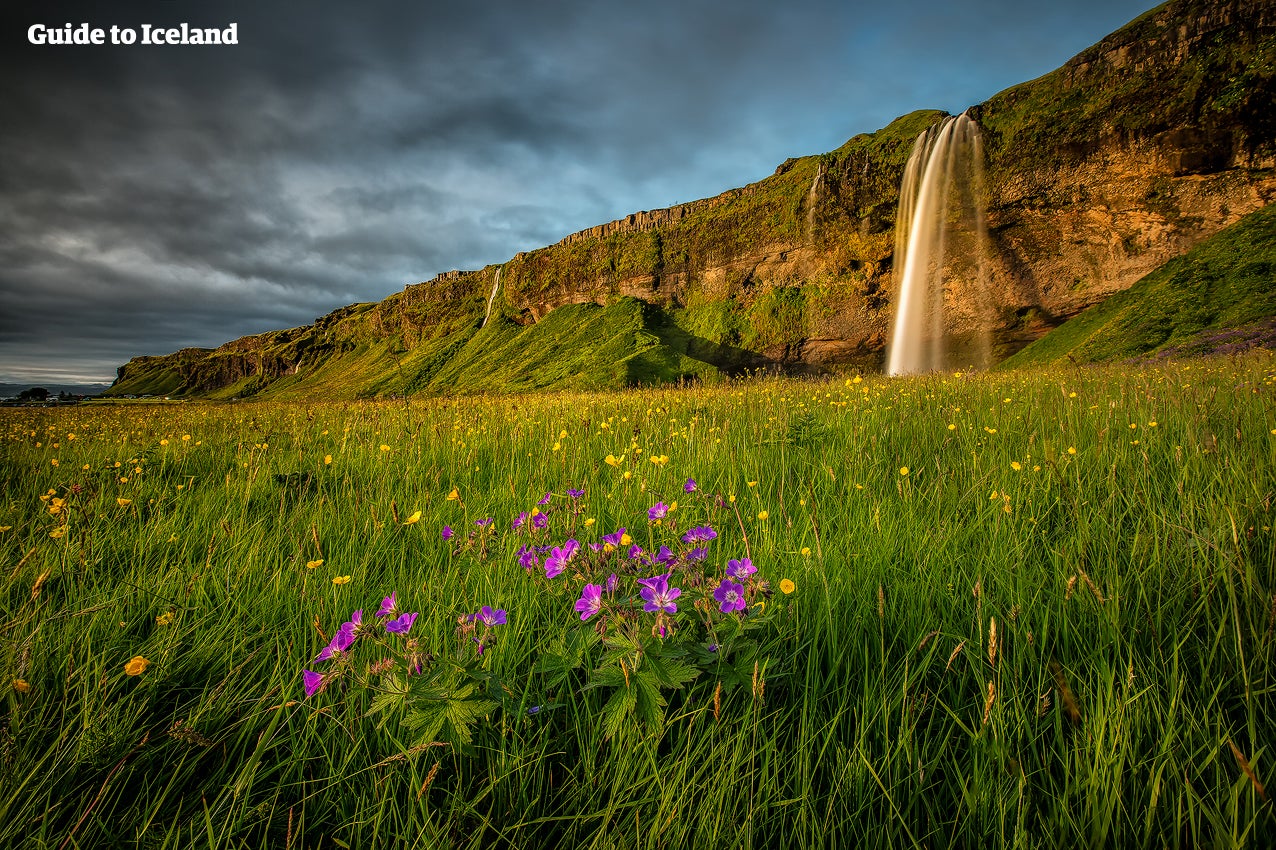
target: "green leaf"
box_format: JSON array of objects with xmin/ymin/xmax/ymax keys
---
[
  {"xmin": 632, "ymin": 670, "xmax": 666, "ymax": 732},
  {"xmin": 601, "ymin": 683, "xmax": 637, "ymax": 740},
  {"xmin": 644, "ymin": 654, "xmax": 700, "ymax": 690}
]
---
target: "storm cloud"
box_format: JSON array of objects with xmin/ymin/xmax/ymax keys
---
[{"xmin": 1, "ymin": 0, "xmax": 1155, "ymax": 384}]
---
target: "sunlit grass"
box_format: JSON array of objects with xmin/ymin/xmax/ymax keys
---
[{"xmin": 2, "ymin": 354, "xmax": 1274, "ymax": 847}]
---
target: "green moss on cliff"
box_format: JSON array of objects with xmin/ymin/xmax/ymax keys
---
[{"xmin": 1000, "ymin": 203, "xmax": 1276, "ymax": 367}]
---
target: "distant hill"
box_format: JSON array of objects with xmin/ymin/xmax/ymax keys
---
[
  {"xmin": 108, "ymin": 0, "xmax": 1276, "ymax": 399},
  {"xmin": 0, "ymin": 382, "xmax": 111, "ymax": 399},
  {"xmin": 999, "ymin": 203, "xmax": 1276, "ymax": 367}
]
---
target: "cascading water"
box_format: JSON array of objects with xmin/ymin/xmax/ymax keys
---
[
  {"xmin": 481, "ymin": 266, "xmax": 502, "ymax": 328},
  {"xmin": 806, "ymin": 163, "xmax": 824, "ymax": 246},
  {"xmin": 886, "ymin": 111, "xmax": 989, "ymax": 376}
]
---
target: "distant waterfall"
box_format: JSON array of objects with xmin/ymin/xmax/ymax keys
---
[
  {"xmin": 806, "ymin": 163, "xmax": 824, "ymax": 245},
  {"xmin": 481, "ymin": 267, "xmax": 502, "ymax": 328},
  {"xmin": 887, "ymin": 112, "xmax": 988, "ymax": 376}
]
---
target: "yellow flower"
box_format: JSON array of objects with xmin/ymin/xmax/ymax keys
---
[
  {"xmin": 446, "ymin": 488, "xmax": 461, "ymax": 501},
  {"xmin": 800, "ymin": 547, "xmax": 811, "ymax": 557},
  {"xmin": 899, "ymin": 467, "xmax": 909, "ymax": 476},
  {"xmin": 0, "ymin": 526, "xmax": 11, "ymax": 532},
  {"xmin": 1067, "ymin": 446, "xmax": 1077, "ymax": 455},
  {"xmin": 182, "ymin": 434, "xmax": 191, "ymax": 441},
  {"xmin": 117, "ymin": 498, "xmax": 132, "ymax": 507},
  {"xmin": 306, "ymin": 559, "xmax": 324, "ymax": 569},
  {"xmin": 757, "ymin": 511, "xmax": 769, "ymax": 521},
  {"xmin": 623, "ymin": 471, "xmax": 633, "ymax": 480},
  {"xmin": 620, "ymin": 533, "xmax": 633, "ymax": 546},
  {"xmin": 747, "ymin": 481, "xmax": 758, "ymax": 488},
  {"xmin": 159, "ymin": 439, "xmax": 169, "ymax": 446},
  {"xmin": 605, "ymin": 454, "xmax": 621, "ymax": 466},
  {"xmin": 49, "ymin": 526, "xmax": 67, "ymax": 539},
  {"xmin": 584, "ymin": 518, "xmax": 596, "ymax": 527},
  {"xmin": 324, "ymin": 454, "xmax": 333, "ymax": 465},
  {"xmin": 124, "ymin": 656, "xmax": 150, "ymax": 676},
  {"xmin": 380, "ymin": 444, "xmax": 391, "ymax": 452},
  {"xmin": 403, "ymin": 510, "xmax": 422, "ymax": 525},
  {"xmin": 779, "ymin": 578, "xmax": 795, "ymax": 594},
  {"xmin": 1011, "ymin": 461, "xmax": 1022, "ymax": 471},
  {"xmin": 155, "ymin": 611, "xmax": 175, "ymax": 626},
  {"xmin": 13, "ymin": 679, "xmax": 30, "ymax": 693},
  {"xmin": 332, "ymin": 575, "xmax": 351, "ymax": 585},
  {"xmin": 948, "ymin": 424, "xmax": 956, "ymax": 430}
]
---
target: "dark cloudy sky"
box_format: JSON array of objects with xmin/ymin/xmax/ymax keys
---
[{"xmin": 1, "ymin": 0, "xmax": 1156, "ymax": 386}]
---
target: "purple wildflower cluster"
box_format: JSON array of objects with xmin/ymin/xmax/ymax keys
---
[
  {"xmin": 304, "ymin": 592, "xmax": 421, "ymax": 697},
  {"xmin": 512, "ymin": 486, "xmax": 768, "ymax": 640},
  {"xmin": 302, "ymin": 593, "xmax": 507, "ymax": 697}
]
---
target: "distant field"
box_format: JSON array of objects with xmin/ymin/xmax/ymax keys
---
[{"xmin": 2, "ymin": 356, "xmax": 1274, "ymax": 848}]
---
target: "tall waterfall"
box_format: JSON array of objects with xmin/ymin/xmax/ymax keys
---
[
  {"xmin": 886, "ymin": 112, "xmax": 988, "ymax": 376},
  {"xmin": 806, "ymin": 163, "xmax": 823, "ymax": 246},
  {"xmin": 481, "ymin": 267, "xmax": 502, "ymax": 328}
]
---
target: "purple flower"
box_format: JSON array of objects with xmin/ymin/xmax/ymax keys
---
[
  {"xmin": 574, "ymin": 584, "xmax": 603, "ymax": 620},
  {"xmin": 385, "ymin": 611, "xmax": 418, "ymax": 634},
  {"xmin": 726, "ymin": 557, "xmax": 756, "ymax": 580},
  {"xmin": 713, "ymin": 578, "xmax": 747, "ymax": 613},
  {"xmin": 544, "ymin": 539, "xmax": 580, "ymax": 578},
  {"xmin": 654, "ymin": 545, "xmax": 677, "ymax": 566},
  {"xmin": 606, "ymin": 573, "xmax": 618, "ymax": 594},
  {"xmin": 316, "ymin": 622, "xmax": 356, "ymax": 661},
  {"xmin": 601, "ymin": 528, "xmax": 627, "ymax": 548},
  {"xmin": 686, "ymin": 547, "xmax": 708, "ymax": 562},
  {"xmin": 682, "ymin": 525, "xmax": 717, "ymax": 544},
  {"xmin": 376, "ymin": 592, "xmax": 399, "ymax": 618},
  {"xmin": 517, "ymin": 545, "xmax": 539, "ymax": 571},
  {"xmin": 648, "ymin": 502, "xmax": 669, "ymax": 521},
  {"xmin": 567, "ymin": 488, "xmax": 585, "ymax": 499},
  {"xmin": 538, "ymin": 492, "xmax": 553, "ymax": 506},
  {"xmin": 532, "ymin": 512, "xmax": 549, "ymax": 530},
  {"xmin": 442, "ymin": 525, "xmax": 454, "ymax": 541},
  {"xmin": 344, "ymin": 609, "xmax": 365, "ymax": 637},
  {"xmin": 627, "ymin": 544, "xmax": 645, "ymax": 560},
  {"xmin": 512, "ymin": 512, "xmax": 527, "ymax": 530},
  {"xmin": 684, "ymin": 478, "xmax": 697, "ymax": 493},
  {"xmin": 302, "ymin": 669, "xmax": 325, "ymax": 698},
  {"xmin": 475, "ymin": 517, "xmax": 494, "ymax": 528},
  {"xmin": 474, "ymin": 605, "xmax": 507, "ymax": 627},
  {"xmin": 638, "ymin": 574, "xmax": 681, "ymax": 614}
]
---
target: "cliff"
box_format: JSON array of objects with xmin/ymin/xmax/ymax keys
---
[{"xmin": 109, "ymin": 0, "xmax": 1276, "ymax": 399}]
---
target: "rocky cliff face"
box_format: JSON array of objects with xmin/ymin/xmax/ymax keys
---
[{"xmin": 110, "ymin": 0, "xmax": 1276, "ymax": 398}]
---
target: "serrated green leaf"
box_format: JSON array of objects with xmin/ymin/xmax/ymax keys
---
[
  {"xmin": 601, "ymin": 684, "xmax": 637, "ymax": 740},
  {"xmin": 644, "ymin": 654, "xmax": 700, "ymax": 689},
  {"xmin": 633, "ymin": 671, "xmax": 666, "ymax": 732}
]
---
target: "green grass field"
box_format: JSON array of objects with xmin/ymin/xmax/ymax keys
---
[{"xmin": 2, "ymin": 355, "xmax": 1274, "ymax": 848}]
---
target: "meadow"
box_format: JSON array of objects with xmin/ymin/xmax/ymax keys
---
[{"xmin": 1, "ymin": 355, "xmax": 1274, "ymax": 849}]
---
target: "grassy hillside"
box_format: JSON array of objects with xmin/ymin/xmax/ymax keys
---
[{"xmin": 1001, "ymin": 203, "xmax": 1276, "ymax": 368}]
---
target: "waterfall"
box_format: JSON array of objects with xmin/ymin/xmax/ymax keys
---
[
  {"xmin": 481, "ymin": 267, "xmax": 502, "ymax": 328},
  {"xmin": 886, "ymin": 112, "xmax": 988, "ymax": 376},
  {"xmin": 806, "ymin": 164, "xmax": 823, "ymax": 245}
]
